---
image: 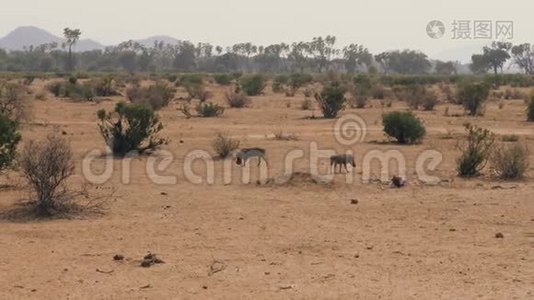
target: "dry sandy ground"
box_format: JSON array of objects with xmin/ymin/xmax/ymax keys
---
[{"xmin": 0, "ymin": 80, "xmax": 533, "ymax": 299}]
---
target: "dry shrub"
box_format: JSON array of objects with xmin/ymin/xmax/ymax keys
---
[
  {"xmin": 395, "ymin": 85, "xmax": 438, "ymax": 111},
  {"xmin": 273, "ymin": 130, "xmax": 299, "ymax": 141},
  {"xmin": 504, "ymin": 88, "xmax": 526, "ymax": 100},
  {"xmin": 19, "ymin": 136, "xmax": 77, "ymax": 216},
  {"xmin": 86, "ymin": 77, "xmax": 120, "ymax": 97},
  {"xmin": 456, "ymin": 124, "xmax": 495, "ymax": 177},
  {"xmin": 301, "ymin": 98, "xmax": 313, "ymax": 110},
  {"xmin": 212, "ymin": 132, "xmax": 240, "ymax": 158},
  {"xmin": 501, "ymin": 134, "xmax": 519, "ymax": 142},
  {"xmin": 185, "ymin": 83, "xmax": 212, "ymax": 102},
  {"xmin": 225, "ymin": 91, "xmax": 250, "ymax": 108},
  {"xmin": 0, "ymin": 81, "xmax": 31, "ymax": 122},
  {"xmin": 127, "ymin": 83, "xmax": 175, "ymax": 110},
  {"xmin": 491, "ymin": 143, "xmax": 529, "ymax": 179},
  {"xmin": 371, "ymin": 84, "xmax": 387, "ymax": 99},
  {"xmin": 438, "ymin": 83, "xmax": 455, "ymax": 102}
]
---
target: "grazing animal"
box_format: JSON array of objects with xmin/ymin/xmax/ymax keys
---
[
  {"xmin": 330, "ymin": 154, "xmax": 356, "ymax": 173},
  {"xmin": 236, "ymin": 148, "xmax": 267, "ymax": 166}
]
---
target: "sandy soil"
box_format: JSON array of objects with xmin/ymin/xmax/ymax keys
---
[{"xmin": 0, "ymin": 80, "xmax": 533, "ymax": 299}]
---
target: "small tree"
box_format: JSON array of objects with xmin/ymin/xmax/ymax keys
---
[
  {"xmin": 63, "ymin": 28, "xmax": 81, "ymax": 72},
  {"xmin": 314, "ymin": 82, "xmax": 347, "ymax": 118},
  {"xmin": 0, "ymin": 113, "xmax": 21, "ymax": 172},
  {"xmin": 527, "ymin": 96, "xmax": 534, "ymax": 122},
  {"xmin": 19, "ymin": 135, "xmax": 75, "ymax": 216},
  {"xmin": 97, "ymin": 102, "xmax": 166, "ymax": 156},
  {"xmin": 382, "ymin": 111, "xmax": 426, "ymax": 144},
  {"xmin": 456, "ymin": 124, "xmax": 495, "ymax": 177},
  {"xmin": 457, "ymin": 83, "xmax": 490, "ymax": 116}
]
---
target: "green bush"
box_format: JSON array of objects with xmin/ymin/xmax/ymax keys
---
[
  {"xmin": 65, "ymin": 83, "xmax": 95, "ymax": 101},
  {"xmin": 456, "ymin": 124, "xmax": 495, "ymax": 177},
  {"xmin": 272, "ymin": 75, "xmax": 289, "ymax": 93},
  {"xmin": 0, "ymin": 113, "xmax": 21, "ymax": 172},
  {"xmin": 491, "ymin": 142, "xmax": 529, "ymax": 179},
  {"xmin": 68, "ymin": 75, "xmax": 77, "ymax": 85},
  {"xmin": 195, "ymin": 102, "xmax": 224, "ymax": 117},
  {"xmin": 45, "ymin": 80, "xmax": 94, "ymax": 101},
  {"xmin": 178, "ymin": 74, "xmax": 203, "ymax": 86},
  {"xmin": 240, "ymin": 74, "xmax": 266, "ymax": 96},
  {"xmin": 314, "ymin": 82, "xmax": 347, "ymax": 118},
  {"xmin": 213, "ymin": 73, "xmax": 233, "ymax": 85},
  {"xmin": 97, "ymin": 102, "xmax": 166, "ymax": 156},
  {"xmin": 164, "ymin": 73, "xmax": 178, "ymax": 83},
  {"xmin": 289, "ymin": 73, "xmax": 313, "ymax": 89},
  {"xmin": 457, "ymin": 83, "xmax": 490, "ymax": 116},
  {"xmin": 527, "ymin": 96, "xmax": 534, "ymax": 122},
  {"xmin": 382, "ymin": 111, "xmax": 426, "ymax": 144},
  {"xmin": 46, "ymin": 81, "xmax": 63, "ymax": 97}
]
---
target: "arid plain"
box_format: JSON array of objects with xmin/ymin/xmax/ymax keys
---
[{"xmin": 1, "ymin": 78, "xmax": 533, "ymax": 299}]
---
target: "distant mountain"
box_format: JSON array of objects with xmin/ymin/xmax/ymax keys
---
[
  {"xmin": 135, "ymin": 35, "xmax": 181, "ymax": 47},
  {"xmin": 0, "ymin": 26, "xmax": 104, "ymax": 51}
]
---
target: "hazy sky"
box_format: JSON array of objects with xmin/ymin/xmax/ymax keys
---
[{"xmin": 1, "ymin": 0, "xmax": 532, "ymax": 61}]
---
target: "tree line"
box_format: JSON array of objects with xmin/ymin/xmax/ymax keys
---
[{"xmin": 0, "ymin": 28, "xmax": 533, "ymax": 75}]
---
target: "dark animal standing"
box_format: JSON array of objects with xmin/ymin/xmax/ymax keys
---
[
  {"xmin": 236, "ymin": 148, "xmax": 267, "ymax": 166},
  {"xmin": 330, "ymin": 154, "xmax": 356, "ymax": 173}
]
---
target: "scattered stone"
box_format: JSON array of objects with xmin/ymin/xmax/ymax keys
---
[
  {"xmin": 202, "ymin": 286, "xmax": 208, "ymax": 289},
  {"xmin": 495, "ymin": 232, "xmax": 504, "ymax": 239},
  {"xmin": 61, "ymin": 130, "xmax": 67, "ymax": 135},
  {"xmin": 141, "ymin": 253, "xmax": 165, "ymax": 268},
  {"xmin": 279, "ymin": 285, "xmax": 294, "ymax": 290},
  {"xmin": 113, "ymin": 254, "xmax": 124, "ymax": 261},
  {"xmin": 449, "ymin": 228, "xmax": 456, "ymax": 232},
  {"xmin": 391, "ymin": 176, "xmax": 406, "ymax": 188},
  {"xmin": 208, "ymin": 260, "xmax": 226, "ymax": 276},
  {"xmin": 160, "ymin": 192, "xmax": 168, "ymax": 196},
  {"xmin": 96, "ymin": 268, "xmax": 114, "ymax": 274},
  {"xmin": 140, "ymin": 284, "xmax": 152, "ymax": 289},
  {"xmin": 179, "ymin": 140, "xmax": 184, "ymax": 144},
  {"xmin": 350, "ymin": 199, "xmax": 359, "ymax": 205}
]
